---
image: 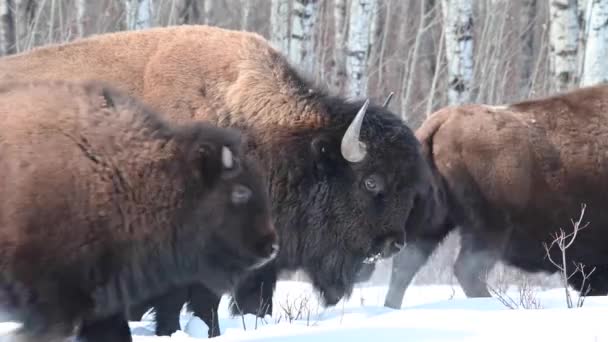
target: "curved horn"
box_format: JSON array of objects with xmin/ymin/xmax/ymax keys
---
[
  {"xmin": 221, "ymin": 146, "xmax": 234, "ymax": 169},
  {"xmin": 382, "ymin": 92, "xmax": 395, "ymax": 108},
  {"xmin": 341, "ymin": 99, "xmax": 369, "ymax": 163}
]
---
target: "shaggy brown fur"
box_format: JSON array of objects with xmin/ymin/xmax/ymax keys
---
[
  {"xmin": 0, "ymin": 25, "xmax": 434, "ymax": 337},
  {"xmin": 0, "ymin": 80, "xmax": 276, "ymax": 342},
  {"xmin": 385, "ymin": 84, "xmax": 608, "ymax": 308},
  {"xmin": 0, "ymin": 25, "xmax": 324, "ymax": 130}
]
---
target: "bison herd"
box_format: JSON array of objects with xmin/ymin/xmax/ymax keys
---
[{"xmin": 0, "ymin": 24, "xmax": 606, "ymax": 341}]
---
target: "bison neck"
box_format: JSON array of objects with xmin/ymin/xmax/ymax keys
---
[{"xmin": 89, "ymin": 232, "xmax": 241, "ymax": 318}]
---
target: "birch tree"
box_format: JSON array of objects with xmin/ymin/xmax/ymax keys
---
[
  {"xmin": 77, "ymin": 0, "xmax": 87, "ymax": 37},
  {"xmin": 581, "ymin": 0, "xmax": 608, "ymax": 85},
  {"xmin": 241, "ymin": 0, "xmax": 251, "ymax": 30},
  {"xmin": 520, "ymin": 0, "xmax": 537, "ymax": 96},
  {"xmin": 203, "ymin": 0, "xmax": 213, "ymax": 24},
  {"xmin": 126, "ymin": 0, "xmax": 152, "ymax": 30},
  {"xmin": 345, "ymin": 0, "xmax": 378, "ymax": 99},
  {"xmin": 179, "ymin": 0, "xmax": 200, "ymax": 24},
  {"xmin": 332, "ymin": 0, "xmax": 347, "ymax": 93},
  {"xmin": 289, "ymin": 0, "xmax": 318, "ymax": 74},
  {"xmin": 13, "ymin": 0, "xmax": 35, "ymax": 51},
  {"xmin": 271, "ymin": 0, "xmax": 290, "ymax": 54},
  {"xmin": 441, "ymin": 0, "xmax": 474, "ymax": 105},
  {"xmin": 549, "ymin": 0, "xmax": 580, "ymax": 92},
  {"xmin": 0, "ymin": 0, "xmax": 15, "ymax": 55}
]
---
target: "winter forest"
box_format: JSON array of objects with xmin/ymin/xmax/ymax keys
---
[{"xmin": 1, "ymin": 0, "xmax": 608, "ymax": 341}]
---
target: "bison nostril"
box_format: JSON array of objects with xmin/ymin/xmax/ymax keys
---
[{"xmin": 254, "ymin": 235, "xmax": 279, "ymax": 259}]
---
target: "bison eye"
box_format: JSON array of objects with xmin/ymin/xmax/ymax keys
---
[
  {"xmin": 231, "ymin": 184, "xmax": 252, "ymax": 204},
  {"xmin": 364, "ymin": 174, "xmax": 385, "ymax": 194}
]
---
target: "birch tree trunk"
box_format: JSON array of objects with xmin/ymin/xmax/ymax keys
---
[
  {"xmin": 332, "ymin": 0, "xmax": 347, "ymax": 93},
  {"xmin": 581, "ymin": 0, "xmax": 608, "ymax": 85},
  {"xmin": 345, "ymin": 0, "xmax": 378, "ymax": 99},
  {"xmin": 270, "ymin": 0, "xmax": 290, "ymax": 54},
  {"xmin": 520, "ymin": 0, "xmax": 537, "ymax": 96},
  {"xmin": 441, "ymin": 0, "xmax": 474, "ymax": 105},
  {"xmin": 14, "ymin": 0, "xmax": 35, "ymax": 51},
  {"xmin": 241, "ymin": 0, "xmax": 251, "ymax": 30},
  {"xmin": 126, "ymin": 0, "xmax": 152, "ymax": 30},
  {"xmin": 77, "ymin": 0, "xmax": 87, "ymax": 37},
  {"xmin": 203, "ymin": 0, "xmax": 212, "ymax": 24},
  {"xmin": 0, "ymin": 0, "xmax": 15, "ymax": 55},
  {"xmin": 179, "ymin": 0, "xmax": 201, "ymax": 24},
  {"xmin": 549, "ymin": 0, "xmax": 580, "ymax": 92},
  {"xmin": 289, "ymin": 0, "xmax": 318, "ymax": 74}
]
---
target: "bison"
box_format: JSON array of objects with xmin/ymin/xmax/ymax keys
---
[
  {"xmin": 384, "ymin": 84, "xmax": 608, "ymax": 309},
  {"xmin": 0, "ymin": 25, "xmax": 440, "ymax": 337},
  {"xmin": 0, "ymin": 80, "xmax": 277, "ymax": 342}
]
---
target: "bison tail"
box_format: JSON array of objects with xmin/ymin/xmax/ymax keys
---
[{"xmin": 414, "ymin": 107, "xmax": 453, "ymax": 167}]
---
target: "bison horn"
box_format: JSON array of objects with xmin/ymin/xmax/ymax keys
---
[
  {"xmin": 341, "ymin": 99, "xmax": 369, "ymax": 163},
  {"xmin": 221, "ymin": 146, "xmax": 234, "ymax": 169},
  {"xmin": 382, "ymin": 92, "xmax": 394, "ymax": 108}
]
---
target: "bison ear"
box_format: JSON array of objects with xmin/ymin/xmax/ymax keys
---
[
  {"xmin": 192, "ymin": 142, "xmax": 224, "ymax": 185},
  {"xmin": 311, "ymin": 135, "xmax": 339, "ymax": 177},
  {"xmin": 196, "ymin": 143, "xmax": 242, "ymax": 182}
]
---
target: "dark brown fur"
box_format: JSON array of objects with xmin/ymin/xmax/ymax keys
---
[
  {"xmin": 0, "ymin": 80, "xmax": 276, "ymax": 341},
  {"xmin": 385, "ymin": 84, "xmax": 608, "ymax": 308}
]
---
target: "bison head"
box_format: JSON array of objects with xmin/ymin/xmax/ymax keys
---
[
  {"xmin": 175, "ymin": 126, "xmax": 277, "ymax": 295},
  {"xmin": 266, "ymin": 96, "xmax": 426, "ymax": 306}
]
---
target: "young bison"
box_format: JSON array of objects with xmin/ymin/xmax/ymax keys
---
[
  {"xmin": 0, "ymin": 80, "xmax": 277, "ymax": 342},
  {"xmin": 0, "ymin": 25, "xmax": 441, "ymax": 337}
]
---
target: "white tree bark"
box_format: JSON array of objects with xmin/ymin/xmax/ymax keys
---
[
  {"xmin": 549, "ymin": 0, "xmax": 580, "ymax": 91},
  {"xmin": 289, "ymin": 0, "xmax": 318, "ymax": 74},
  {"xmin": 14, "ymin": 0, "xmax": 35, "ymax": 51},
  {"xmin": 241, "ymin": 0, "xmax": 251, "ymax": 30},
  {"xmin": 77, "ymin": 0, "xmax": 86, "ymax": 37},
  {"xmin": 270, "ymin": 0, "xmax": 290, "ymax": 54},
  {"xmin": 581, "ymin": 0, "xmax": 608, "ymax": 85},
  {"xmin": 203, "ymin": 0, "xmax": 212, "ymax": 24},
  {"xmin": 520, "ymin": 0, "xmax": 537, "ymax": 96},
  {"xmin": 126, "ymin": 0, "xmax": 152, "ymax": 30},
  {"xmin": 345, "ymin": 0, "xmax": 378, "ymax": 99},
  {"xmin": 332, "ymin": 0, "xmax": 347, "ymax": 92},
  {"xmin": 441, "ymin": 0, "xmax": 474, "ymax": 105},
  {"xmin": 0, "ymin": 0, "xmax": 15, "ymax": 55}
]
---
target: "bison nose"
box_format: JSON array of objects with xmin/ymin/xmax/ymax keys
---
[
  {"xmin": 381, "ymin": 236, "xmax": 406, "ymax": 258},
  {"xmin": 254, "ymin": 231, "xmax": 279, "ymax": 260},
  {"xmin": 364, "ymin": 234, "xmax": 405, "ymax": 264}
]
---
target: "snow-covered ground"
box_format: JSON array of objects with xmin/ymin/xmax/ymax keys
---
[{"xmin": 3, "ymin": 281, "xmax": 608, "ymax": 341}]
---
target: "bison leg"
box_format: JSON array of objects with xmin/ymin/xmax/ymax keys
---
[
  {"xmin": 453, "ymin": 234, "xmax": 496, "ymax": 297},
  {"xmin": 186, "ymin": 284, "xmax": 221, "ymax": 338},
  {"xmin": 384, "ymin": 239, "xmax": 441, "ymax": 309},
  {"xmin": 125, "ymin": 302, "xmax": 150, "ymax": 321},
  {"xmin": 149, "ymin": 287, "xmax": 189, "ymax": 336},
  {"xmin": 229, "ymin": 263, "xmax": 277, "ymax": 317},
  {"xmin": 77, "ymin": 313, "xmax": 132, "ymax": 342}
]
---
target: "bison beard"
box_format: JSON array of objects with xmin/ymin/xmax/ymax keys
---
[
  {"xmin": 0, "ymin": 25, "xmax": 438, "ymax": 337},
  {"xmin": 384, "ymin": 84, "xmax": 608, "ymax": 309},
  {"xmin": 0, "ymin": 80, "xmax": 277, "ymax": 342}
]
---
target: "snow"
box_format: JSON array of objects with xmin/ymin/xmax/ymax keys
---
[{"xmin": 2, "ymin": 281, "xmax": 608, "ymax": 341}]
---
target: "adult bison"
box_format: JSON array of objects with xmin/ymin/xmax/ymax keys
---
[
  {"xmin": 384, "ymin": 84, "xmax": 608, "ymax": 309},
  {"xmin": 0, "ymin": 25, "xmax": 441, "ymax": 336},
  {"xmin": 0, "ymin": 80, "xmax": 276, "ymax": 342}
]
